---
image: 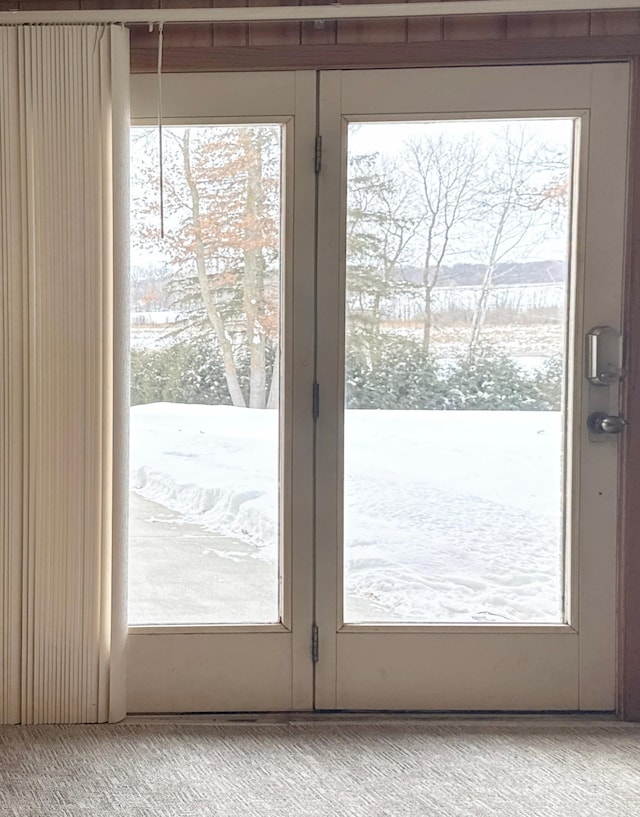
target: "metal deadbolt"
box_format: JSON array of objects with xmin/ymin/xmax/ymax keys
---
[{"xmin": 587, "ymin": 412, "xmax": 629, "ymax": 435}]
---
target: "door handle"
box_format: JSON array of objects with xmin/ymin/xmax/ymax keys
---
[
  {"xmin": 587, "ymin": 412, "xmax": 628, "ymax": 435},
  {"xmin": 586, "ymin": 326, "xmax": 621, "ymax": 386}
]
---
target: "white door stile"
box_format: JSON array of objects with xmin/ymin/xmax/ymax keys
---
[
  {"xmin": 575, "ymin": 64, "xmax": 629, "ymax": 710},
  {"xmin": 289, "ymin": 73, "xmax": 321, "ymax": 711},
  {"xmin": 314, "ymin": 71, "xmax": 345, "ymax": 710}
]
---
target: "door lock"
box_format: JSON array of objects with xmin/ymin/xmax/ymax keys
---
[
  {"xmin": 586, "ymin": 326, "xmax": 622, "ymax": 385},
  {"xmin": 587, "ymin": 412, "xmax": 629, "ymax": 435}
]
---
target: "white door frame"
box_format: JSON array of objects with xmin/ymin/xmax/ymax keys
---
[{"xmin": 125, "ymin": 64, "xmax": 628, "ymax": 713}]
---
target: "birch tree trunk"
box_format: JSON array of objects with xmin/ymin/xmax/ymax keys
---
[{"xmin": 240, "ymin": 129, "xmax": 268, "ymax": 409}]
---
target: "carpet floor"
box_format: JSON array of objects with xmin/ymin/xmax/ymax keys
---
[{"xmin": 0, "ymin": 719, "xmax": 639, "ymax": 816}]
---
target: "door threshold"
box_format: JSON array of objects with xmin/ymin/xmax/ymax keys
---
[{"xmin": 125, "ymin": 710, "xmax": 621, "ymax": 726}]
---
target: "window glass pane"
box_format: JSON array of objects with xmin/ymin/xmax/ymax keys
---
[
  {"xmin": 343, "ymin": 118, "xmax": 574, "ymax": 624},
  {"xmin": 129, "ymin": 125, "xmax": 282, "ymax": 625}
]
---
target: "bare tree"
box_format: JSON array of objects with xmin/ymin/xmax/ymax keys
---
[
  {"xmin": 132, "ymin": 125, "xmax": 281, "ymax": 409},
  {"xmin": 402, "ymin": 131, "xmax": 479, "ymax": 354},
  {"xmin": 346, "ymin": 153, "xmax": 418, "ymax": 363},
  {"xmin": 466, "ymin": 124, "xmax": 571, "ymax": 356}
]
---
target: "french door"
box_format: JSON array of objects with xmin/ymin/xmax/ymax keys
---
[
  {"xmin": 127, "ymin": 64, "xmax": 629, "ymax": 713},
  {"xmin": 127, "ymin": 71, "xmax": 317, "ymax": 712}
]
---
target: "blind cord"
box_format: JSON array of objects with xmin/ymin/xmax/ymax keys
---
[{"xmin": 157, "ymin": 22, "xmax": 165, "ymax": 239}]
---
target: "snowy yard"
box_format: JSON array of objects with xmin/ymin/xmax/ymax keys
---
[{"xmin": 130, "ymin": 404, "xmax": 564, "ymax": 624}]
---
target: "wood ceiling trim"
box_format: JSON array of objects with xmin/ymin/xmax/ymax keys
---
[{"xmin": 130, "ymin": 34, "xmax": 640, "ymax": 72}]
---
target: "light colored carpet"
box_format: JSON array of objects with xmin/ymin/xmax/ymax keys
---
[{"xmin": 0, "ymin": 719, "xmax": 639, "ymax": 816}]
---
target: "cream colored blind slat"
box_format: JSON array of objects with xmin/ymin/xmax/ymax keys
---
[{"xmin": 0, "ymin": 29, "xmax": 23, "ymax": 725}]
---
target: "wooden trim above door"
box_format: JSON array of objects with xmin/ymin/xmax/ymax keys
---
[{"xmin": 130, "ymin": 34, "xmax": 640, "ymax": 73}]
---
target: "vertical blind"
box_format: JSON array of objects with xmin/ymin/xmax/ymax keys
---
[{"xmin": 0, "ymin": 24, "xmax": 129, "ymax": 723}]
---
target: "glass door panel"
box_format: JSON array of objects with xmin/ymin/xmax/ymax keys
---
[
  {"xmin": 343, "ymin": 118, "xmax": 574, "ymax": 625},
  {"xmin": 129, "ymin": 124, "xmax": 283, "ymax": 626}
]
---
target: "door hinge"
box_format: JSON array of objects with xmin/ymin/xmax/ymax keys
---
[
  {"xmin": 314, "ymin": 135, "xmax": 323, "ymax": 174},
  {"xmin": 311, "ymin": 624, "xmax": 319, "ymax": 663},
  {"xmin": 312, "ymin": 381, "xmax": 320, "ymax": 419}
]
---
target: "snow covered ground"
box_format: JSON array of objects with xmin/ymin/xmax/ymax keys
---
[{"xmin": 130, "ymin": 404, "xmax": 564, "ymax": 624}]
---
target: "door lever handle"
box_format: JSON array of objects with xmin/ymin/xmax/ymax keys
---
[{"xmin": 587, "ymin": 412, "xmax": 628, "ymax": 435}]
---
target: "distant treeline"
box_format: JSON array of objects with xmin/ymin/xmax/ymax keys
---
[{"xmin": 396, "ymin": 260, "xmax": 567, "ymax": 288}]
